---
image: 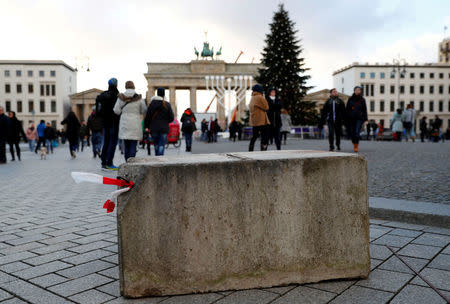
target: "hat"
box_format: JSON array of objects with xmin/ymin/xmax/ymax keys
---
[
  {"xmin": 252, "ymin": 84, "xmax": 264, "ymax": 93},
  {"xmin": 108, "ymin": 78, "xmax": 118, "ymax": 86},
  {"xmin": 157, "ymin": 88, "xmax": 165, "ymax": 97}
]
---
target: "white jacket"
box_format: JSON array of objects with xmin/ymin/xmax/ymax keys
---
[{"xmin": 113, "ymin": 89, "xmax": 147, "ymax": 140}]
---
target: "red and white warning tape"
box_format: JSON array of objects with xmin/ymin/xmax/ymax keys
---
[{"xmin": 71, "ymin": 172, "xmax": 134, "ymax": 213}]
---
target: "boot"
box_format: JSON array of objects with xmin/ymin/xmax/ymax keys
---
[
  {"xmin": 17, "ymin": 150, "xmax": 21, "ymax": 161},
  {"xmin": 261, "ymin": 144, "xmax": 268, "ymax": 151},
  {"xmin": 353, "ymin": 143, "xmax": 359, "ymax": 153},
  {"xmin": 249, "ymin": 143, "xmax": 254, "ymax": 152}
]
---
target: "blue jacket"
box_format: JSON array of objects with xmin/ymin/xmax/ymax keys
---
[{"xmin": 37, "ymin": 123, "xmax": 46, "ymax": 138}]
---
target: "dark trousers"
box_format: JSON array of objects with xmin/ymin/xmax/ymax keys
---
[
  {"xmin": 249, "ymin": 125, "xmax": 269, "ymax": 151},
  {"xmin": 8, "ymin": 140, "xmax": 21, "ymax": 160},
  {"xmin": 281, "ymin": 131, "xmax": 288, "ymax": 144},
  {"xmin": 184, "ymin": 132, "xmax": 193, "ymax": 148},
  {"xmin": 420, "ymin": 130, "xmax": 426, "ymax": 142},
  {"xmin": 35, "ymin": 137, "xmax": 46, "ymax": 153},
  {"xmin": 328, "ymin": 122, "xmax": 342, "ymax": 149},
  {"xmin": 270, "ymin": 126, "xmax": 281, "ymax": 150},
  {"xmin": 348, "ymin": 120, "xmax": 363, "ymax": 144},
  {"xmin": 101, "ymin": 126, "xmax": 118, "ymax": 166},
  {"xmin": 69, "ymin": 138, "xmax": 79, "ymax": 155},
  {"xmin": 123, "ymin": 139, "xmax": 137, "ymax": 161},
  {"xmin": 0, "ymin": 139, "xmax": 6, "ymax": 163}
]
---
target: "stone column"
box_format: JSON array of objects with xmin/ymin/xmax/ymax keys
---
[
  {"xmin": 146, "ymin": 86, "xmax": 155, "ymax": 105},
  {"xmin": 236, "ymin": 95, "xmax": 247, "ymax": 123},
  {"xmin": 216, "ymin": 92, "xmax": 226, "ymax": 130},
  {"xmin": 169, "ymin": 87, "xmax": 177, "ymax": 118},
  {"xmin": 83, "ymin": 103, "xmax": 91, "ymax": 121},
  {"xmin": 189, "ymin": 87, "xmax": 197, "ymax": 113}
]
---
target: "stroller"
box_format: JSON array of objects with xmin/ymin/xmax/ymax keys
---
[{"xmin": 166, "ymin": 119, "xmax": 181, "ymax": 148}]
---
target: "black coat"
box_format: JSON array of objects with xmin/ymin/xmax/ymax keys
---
[
  {"xmin": 8, "ymin": 116, "xmax": 26, "ymax": 143},
  {"xmin": 87, "ymin": 112, "xmax": 103, "ymax": 133},
  {"xmin": 420, "ymin": 119, "xmax": 427, "ymax": 131},
  {"xmin": 144, "ymin": 97, "xmax": 174, "ymax": 134},
  {"xmin": 266, "ymin": 98, "xmax": 282, "ymax": 128},
  {"xmin": 346, "ymin": 94, "xmax": 368, "ymax": 122},
  {"xmin": 180, "ymin": 112, "xmax": 197, "ymax": 133},
  {"xmin": 44, "ymin": 126, "xmax": 56, "ymax": 140},
  {"xmin": 61, "ymin": 112, "xmax": 81, "ymax": 142},
  {"xmin": 321, "ymin": 97, "xmax": 346, "ymax": 125},
  {"xmin": 95, "ymin": 86, "xmax": 119, "ymax": 128},
  {"xmin": 0, "ymin": 114, "xmax": 10, "ymax": 141}
]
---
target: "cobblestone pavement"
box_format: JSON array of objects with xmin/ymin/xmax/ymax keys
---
[{"xmin": 0, "ymin": 141, "xmax": 449, "ymax": 303}]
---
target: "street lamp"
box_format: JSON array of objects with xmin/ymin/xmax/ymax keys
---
[{"xmin": 391, "ymin": 56, "xmax": 407, "ymax": 110}]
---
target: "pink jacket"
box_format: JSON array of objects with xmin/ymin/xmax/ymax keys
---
[{"xmin": 26, "ymin": 128, "xmax": 38, "ymax": 140}]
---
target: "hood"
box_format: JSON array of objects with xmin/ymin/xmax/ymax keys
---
[
  {"xmin": 252, "ymin": 91, "xmax": 263, "ymax": 96},
  {"xmin": 265, "ymin": 87, "xmax": 275, "ymax": 98},
  {"xmin": 151, "ymin": 95, "xmax": 164, "ymax": 102},
  {"xmin": 118, "ymin": 89, "xmax": 141, "ymax": 102},
  {"xmin": 184, "ymin": 109, "xmax": 192, "ymax": 115}
]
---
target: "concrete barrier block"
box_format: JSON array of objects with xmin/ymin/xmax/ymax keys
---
[{"xmin": 117, "ymin": 150, "xmax": 370, "ymax": 298}]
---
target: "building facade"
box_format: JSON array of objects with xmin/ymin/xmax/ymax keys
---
[
  {"xmin": 70, "ymin": 88, "xmax": 102, "ymax": 122},
  {"xmin": 438, "ymin": 37, "xmax": 450, "ymax": 64},
  {"xmin": 0, "ymin": 60, "xmax": 76, "ymax": 129},
  {"xmin": 303, "ymin": 89, "xmax": 350, "ymax": 114}
]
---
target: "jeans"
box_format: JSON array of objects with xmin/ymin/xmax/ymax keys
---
[
  {"xmin": 101, "ymin": 126, "xmax": 118, "ymax": 166},
  {"xmin": 123, "ymin": 139, "xmax": 137, "ymax": 161},
  {"xmin": 35, "ymin": 137, "xmax": 46, "ymax": 153},
  {"xmin": 91, "ymin": 132, "xmax": 103, "ymax": 157},
  {"xmin": 271, "ymin": 127, "xmax": 281, "ymax": 150},
  {"xmin": 201, "ymin": 131, "xmax": 207, "ymax": 142},
  {"xmin": 45, "ymin": 139, "xmax": 53, "ymax": 153},
  {"xmin": 69, "ymin": 139, "xmax": 79, "ymax": 155},
  {"xmin": 249, "ymin": 125, "xmax": 269, "ymax": 151},
  {"xmin": 28, "ymin": 139, "xmax": 35, "ymax": 152},
  {"xmin": 8, "ymin": 141, "xmax": 21, "ymax": 160},
  {"xmin": 348, "ymin": 120, "xmax": 363, "ymax": 144},
  {"xmin": 0, "ymin": 139, "xmax": 6, "ymax": 163},
  {"xmin": 327, "ymin": 121, "xmax": 342, "ymax": 149},
  {"xmin": 184, "ymin": 132, "xmax": 193, "ymax": 148},
  {"xmin": 152, "ymin": 132, "xmax": 167, "ymax": 156}
]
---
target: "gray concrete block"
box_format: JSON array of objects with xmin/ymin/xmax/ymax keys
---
[
  {"xmin": 96, "ymin": 280, "xmax": 121, "ymax": 297},
  {"xmin": 13, "ymin": 260, "xmax": 72, "ymax": 280},
  {"xmin": 62, "ymin": 249, "xmax": 114, "ymax": 265},
  {"xmin": 305, "ymin": 279, "xmax": 355, "ymax": 294},
  {"xmin": 23, "ymin": 249, "xmax": 76, "ymax": 266},
  {"xmin": 160, "ymin": 293, "xmax": 223, "ymax": 304},
  {"xmin": 388, "ymin": 228, "xmax": 423, "ymax": 238},
  {"xmin": 0, "ymin": 289, "xmax": 12, "ymax": 301},
  {"xmin": 329, "ymin": 285, "xmax": 393, "ymax": 304}
]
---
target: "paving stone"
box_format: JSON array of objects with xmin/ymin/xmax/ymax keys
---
[
  {"xmin": 372, "ymin": 234, "xmax": 414, "ymax": 247},
  {"xmin": 423, "ymin": 227, "xmax": 450, "ymax": 236},
  {"xmin": 76, "ymin": 226, "xmax": 113, "ymax": 236},
  {"xmin": 390, "ymin": 284, "xmax": 449, "ymax": 304},
  {"xmin": 329, "ymin": 285, "xmax": 393, "ymax": 304},
  {"xmin": 71, "ymin": 233, "xmax": 111, "ymax": 245},
  {"xmin": 1, "ymin": 278, "xmax": 72, "ymax": 304},
  {"xmin": 411, "ymin": 268, "xmax": 450, "ymax": 291},
  {"xmin": 442, "ymin": 245, "xmax": 450, "ymax": 255},
  {"xmin": 412, "ymin": 233, "xmax": 450, "ymax": 247},
  {"xmin": 0, "ymin": 261, "xmax": 31, "ymax": 273},
  {"xmin": 262, "ymin": 285, "xmax": 296, "ymax": 295},
  {"xmin": 103, "ymin": 244, "xmax": 118, "ymax": 253},
  {"xmin": 29, "ymin": 273, "xmax": 69, "ymax": 288},
  {"xmin": 96, "ymin": 280, "xmax": 120, "ymax": 297},
  {"xmin": 98, "ymin": 266, "xmax": 119, "ymax": 280},
  {"xmin": 380, "ymin": 221, "xmax": 427, "ymax": 231},
  {"xmin": 105, "ymin": 296, "xmax": 168, "ymax": 303},
  {"xmin": 160, "ymin": 293, "xmax": 223, "ymax": 304},
  {"xmin": 371, "ymin": 258, "xmax": 383, "ymax": 270},
  {"xmin": 370, "ymin": 219, "xmax": 390, "ymax": 225},
  {"xmin": 378, "ymin": 255, "xmax": 429, "ymax": 274},
  {"xmin": 101, "ymin": 254, "xmax": 118, "ymax": 264},
  {"xmin": 62, "ymin": 249, "xmax": 114, "ymax": 265},
  {"xmin": 0, "ymin": 297, "xmax": 29, "ymax": 304},
  {"xmin": 30, "ymin": 241, "xmax": 78, "ymax": 255},
  {"xmin": 271, "ymin": 286, "xmax": 335, "ymax": 303},
  {"xmin": 23, "ymin": 249, "xmax": 77, "ymax": 266},
  {"xmin": 48, "ymin": 273, "xmax": 113, "ymax": 297},
  {"xmin": 0, "ymin": 289, "xmax": 12, "ymax": 301},
  {"xmin": 388, "ymin": 228, "xmax": 423, "ymax": 238},
  {"xmin": 370, "ymin": 227, "xmax": 390, "ymax": 240},
  {"xmin": 398, "ymin": 243, "xmax": 442, "ymax": 259},
  {"xmin": 369, "ymin": 244, "xmax": 395, "ymax": 260},
  {"xmin": 39, "ymin": 233, "xmax": 82, "ymax": 245},
  {"xmin": 13, "ymin": 260, "xmax": 72, "ymax": 280},
  {"xmin": 57, "ymin": 260, "xmax": 115, "ymax": 279},
  {"xmin": 306, "ymin": 280, "xmax": 355, "ymax": 294},
  {"xmin": 5, "ymin": 234, "xmax": 50, "ymax": 246},
  {"xmin": 428, "ymin": 254, "xmax": 450, "ymax": 271},
  {"xmin": 0, "ymin": 242, "xmax": 44, "ymax": 255},
  {"xmin": 215, "ymin": 289, "xmax": 280, "ymax": 304},
  {"xmin": 44, "ymin": 226, "xmax": 86, "ymax": 237},
  {"xmin": 356, "ymin": 269, "xmax": 413, "ymax": 292},
  {"xmin": 69, "ymin": 289, "xmax": 115, "ymax": 304},
  {"xmin": 0, "ymin": 251, "xmax": 37, "ymax": 265},
  {"xmin": 67, "ymin": 240, "xmax": 114, "ymax": 253}
]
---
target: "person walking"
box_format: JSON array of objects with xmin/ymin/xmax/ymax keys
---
[
  {"xmin": 390, "ymin": 109, "xmax": 403, "ymax": 142},
  {"xmin": 376, "ymin": 121, "xmax": 384, "ymax": 141},
  {"xmin": 321, "ymin": 89, "xmax": 345, "ymax": 151},
  {"xmin": 249, "ymin": 84, "xmax": 270, "ymax": 151},
  {"xmin": 44, "ymin": 122, "xmax": 56, "ymax": 154},
  {"xmin": 402, "ymin": 103, "xmax": 416, "ymax": 142},
  {"xmin": 180, "ymin": 108, "xmax": 196, "ymax": 152},
  {"xmin": 87, "ymin": 106, "xmax": 104, "ymax": 158},
  {"xmin": 229, "ymin": 120, "xmax": 238, "ymax": 142},
  {"xmin": 419, "ymin": 116, "xmax": 427, "ymax": 142},
  {"xmin": 0, "ymin": 107, "xmax": 10, "ymax": 164},
  {"xmin": 61, "ymin": 111, "xmax": 81, "ymax": 158},
  {"xmin": 201, "ymin": 119, "xmax": 208, "ymax": 142},
  {"xmin": 96, "ymin": 78, "xmax": 120, "ymax": 170},
  {"xmin": 266, "ymin": 88, "xmax": 282, "ymax": 150},
  {"xmin": 345, "ymin": 86, "xmax": 368, "ymax": 152},
  {"xmin": 207, "ymin": 117, "xmax": 215, "ymax": 143},
  {"xmin": 34, "ymin": 120, "xmax": 46, "ymax": 153},
  {"xmin": 113, "ymin": 81, "xmax": 147, "ymax": 161},
  {"xmin": 79, "ymin": 121, "xmax": 89, "ymax": 152},
  {"xmin": 213, "ymin": 118, "xmax": 220, "ymax": 142},
  {"xmin": 144, "ymin": 88, "xmax": 174, "ymax": 156},
  {"xmin": 26, "ymin": 123, "xmax": 38, "ymax": 152},
  {"xmin": 7, "ymin": 111, "xmax": 27, "ymax": 161},
  {"xmin": 432, "ymin": 115, "xmax": 444, "ymax": 142},
  {"xmin": 280, "ymin": 109, "xmax": 291, "ymax": 145}
]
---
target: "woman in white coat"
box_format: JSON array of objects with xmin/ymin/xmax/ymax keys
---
[{"xmin": 113, "ymin": 81, "xmax": 147, "ymax": 161}]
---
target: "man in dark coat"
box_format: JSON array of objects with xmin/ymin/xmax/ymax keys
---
[
  {"xmin": 419, "ymin": 116, "xmax": 427, "ymax": 142},
  {"xmin": 266, "ymin": 87, "xmax": 282, "ymax": 150},
  {"xmin": 44, "ymin": 122, "xmax": 56, "ymax": 154},
  {"xmin": 180, "ymin": 108, "xmax": 196, "ymax": 152},
  {"xmin": 0, "ymin": 106, "xmax": 11, "ymax": 164},
  {"xmin": 321, "ymin": 89, "xmax": 346, "ymax": 151},
  {"xmin": 61, "ymin": 111, "xmax": 81, "ymax": 158},
  {"xmin": 345, "ymin": 86, "xmax": 368, "ymax": 152},
  {"xmin": 87, "ymin": 106, "xmax": 104, "ymax": 158},
  {"xmin": 96, "ymin": 78, "xmax": 119, "ymax": 170},
  {"xmin": 7, "ymin": 111, "xmax": 27, "ymax": 161}
]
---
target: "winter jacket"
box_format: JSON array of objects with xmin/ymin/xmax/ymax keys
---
[
  {"xmin": 345, "ymin": 94, "xmax": 368, "ymax": 122},
  {"xmin": 44, "ymin": 126, "xmax": 56, "ymax": 140},
  {"xmin": 61, "ymin": 111, "xmax": 81, "ymax": 142},
  {"xmin": 26, "ymin": 127, "xmax": 38, "ymax": 141},
  {"xmin": 280, "ymin": 113, "xmax": 291, "ymax": 132},
  {"xmin": 79, "ymin": 125, "xmax": 89, "ymax": 138},
  {"xmin": 36, "ymin": 122, "xmax": 46, "ymax": 138},
  {"xmin": 322, "ymin": 97, "xmax": 346, "ymax": 125},
  {"xmin": 113, "ymin": 89, "xmax": 147, "ymax": 140},
  {"xmin": 0, "ymin": 114, "xmax": 10, "ymax": 141},
  {"xmin": 144, "ymin": 96, "xmax": 174, "ymax": 134},
  {"xmin": 87, "ymin": 112, "xmax": 103, "ymax": 133},
  {"xmin": 391, "ymin": 113, "xmax": 403, "ymax": 132},
  {"xmin": 180, "ymin": 109, "xmax": 197, "ymax": 133},
  {"xmin": 8, "ymin": 116, "xmax": 26, "ymax": 143},
  {"xmin": 401, "ymin": 108, "xmax": 416, "ymax": 123},
  {"xmin": 419, "ymin": 119, "xmax": 427, "ymax": 131},
  {"xmin": 266, "ymin": 90, "xmax": 282, "ymax": 128},
  {"xmin": 95, "ymin": 86, "xmax": 120, "ymax": 128},
  {"xmin": 249, "ymin": 92, "xmax": 270, "ymax": 127}
]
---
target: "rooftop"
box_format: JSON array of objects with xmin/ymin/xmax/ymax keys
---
[
  {"xmin": 0, "ymin": 60, "xmax": 76, "ymax": 72},
  {"xmin": 333, "ymin": 61, "xmax": 450, "ymax": 75}
]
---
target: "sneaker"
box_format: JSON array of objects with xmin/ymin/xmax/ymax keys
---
[
  {"xmin": 101, "ymin": 165, "xmax": 108, "ymax": 171},
  {"xmin": 71, "ymin": 151, "xmax": 76, "ymax": 159},
  {"xmin": 106, "ymin": 165, "xmax": 118, "ymax": 171}
]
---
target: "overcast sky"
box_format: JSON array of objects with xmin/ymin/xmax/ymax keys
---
[{"xmin": 1, "ymin": 0, "xmax": 449, "ymax": 113}]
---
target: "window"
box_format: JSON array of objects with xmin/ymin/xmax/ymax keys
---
[
  {"xmin": 28, "ymin": 100, "xmax": 34, "ymax": 113},
  {"xmin": 439, "ymin": 85, "xmax": 443, "ymax": 94},
  {"xmin": 439, "ymin": 101, "xmax": 443, "ymax": 112},
  {"xmin": 16, "ymin": 84, "xmax": 22, "ymax": 94},
  {"xmin": 46, "ymin": 84, "xmax": 50, "ymax": 96},
  {"xmin": 17, "ymin": 101, "xmax": 22, "ymax": 113},
  {"xmin": 51, "ymin": 84, "xmax": 55, "ymax": 96},
  {"xmin": 5, "ymin": 84, "xmax": 11, "ymax": 93},
  {"xmin": 400, "ymin": 85, "xmax": 405, "ymax": 94},
  {"xmin": 380, "ymin": 101, "xmax": 385, "ymax": 112},
  {"xmin": 390, "ymin": 72, "xmax": 395, "ymax": 79},
  {"xmin": 51, "ymin": 100, "xmax": 56, "ymax": 113},
  {"xmin": 4, "ymin": 70, "xmax": 10, "ymax": 77},
  {"xmin": 420, "ymin": 85, "xmax": 424, "ymax": 94},
  {"xmin": 430, "ymin": 73, "xmax": 434, "ymax": 79},
  {"xmin": 40, "ymin": 84, "xmax": 44, "ymax": 96},
  {"xmin": 410, "ymin": 101, "xmax": 415, "ymax": 109},
  {"xmin": 420, "ymin": 101, "xmax": 424, "ymax": 112},
  {"xmin": 380, "ymin": 84, "xmax": 385, "ymax": 94},
  {"xmin": 40, "ymin": 100, "xmax": 45, "ymax": 112},
  {"xmin": 370, "ymin": 72, "xmax": 375, "ymax": 79},
  {"xmin": 39, "ymin": 70, "xmax": 44, "ymax": 77},
  {"xmin": 390, "ymin": 85, "xmax": 395, "ymax": 94},
  {"xmin": 380, "ymin": 72, "xmax": 385, "ymax": 79},
  {"xmin": 370, "ymin": 84, "xmax": 374, "ymax": 96},
  {"xmin": 28, "ymin": 84, "xmax": 33, "ymax": 93},
  {"xmin": 390, "ymin": 101, "xmax": 395, "ymax": 112},
  {"xmin": 5, "ymin": 101, "xmax": 11, "ymax": 112},
  {"xmin": 439, "ymin": 73, "xmax": 444, "ymax": 79},
  {"xmin": 50, "ymin": 70, "xmax": 56, "ymax": 77},
  {"xmin": 429, "ymin": 85, "xmax": 434, "ymax": 94},
  {"xmin": 370, "ymin": 101, "xmax": 375, "ymax": 112},
  {"xmin": 400, "ymin": 73, "xmax": 405, "ymax": 79},
  {"xmin": 410, "ymin": 72, "xmax": 415, "ymax": 78},
  {"xmin": 410, "ymin": 86, "xmax": 414, "ymax": 94},
  {"xmin": 429, "ymin": 101, "xmax": 434, "ymax": 112},
  {"xmin": 16, "ymin": 70, "xmax": 21, "ymax": 77},
  {"xmin": 27, "ymin": 70, "xmax": 33, "ymax": 77},
  {"xmin": 420, "ymin": 73, "xmax": 424, "ymax": 79},
  {"xmin": 400, "ymin": 101, "xmax": 405, "ymax": 109},
  {"xmin": 360, "ymin": 72, "xmax": 365, "ymax": 79}
]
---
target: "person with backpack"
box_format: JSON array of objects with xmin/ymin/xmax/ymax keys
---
[
  {"xmin": 44, "ymin": 122, "xmax": 56, "ymax": 154},
  {"xmin": 180, "ymin": 108, "xmax": 197, "ymax": 152},
  {"xmin": 35, "ymin": 120, "xmax": 47, "ymax": 153},
  {"xmin": 96, "ymin": 78, "xmax": 120, "ymax": 170},
  {"xmin": 144, "ymin": 88, "xmax": 174, "ymax": 156},
  {"xmin": 345, "ymin": 86, "xmax": 368, "ymax": 152},
  {"xmin": 113, "ymin": 81, "xmax": 147, "ymax": 161},
  {"xmin": 61, "ymin": 111, "xmax": 81, "ymax": 158},
  {"xmin": 87, "ymin": 106, "xmax": 103, "ymax": 158}
]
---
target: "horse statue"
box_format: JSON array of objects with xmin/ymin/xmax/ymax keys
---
[
  {"xmin": 201, "ymin": 41, "xmax": 214, "ymax": 60},
  {"xmin": 194, "ymin": 47, "xmax": 199, "ymax": 59},
  {"xmin": 216, "ymin": 46, "xmax": 222, "ymax": 58}
]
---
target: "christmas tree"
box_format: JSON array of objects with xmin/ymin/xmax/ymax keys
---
[{"xmin": 256, "ymin": 4, "xmax": 316, "ymax": 125}]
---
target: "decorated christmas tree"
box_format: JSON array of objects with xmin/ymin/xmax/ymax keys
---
[{"xmin": 256, "ymin": 4, "xmax": 316, "ymax": 125}]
